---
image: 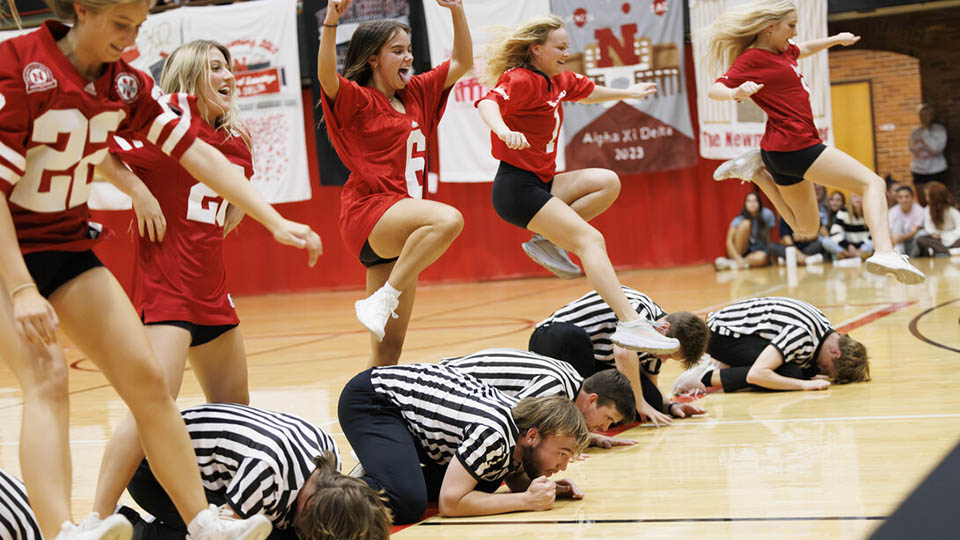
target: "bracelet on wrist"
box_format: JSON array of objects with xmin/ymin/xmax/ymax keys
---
[
  {"xmin": 322, "ymin": 23, "xmax": 337, "ymax": 28},
  {"xmin": 8, "ymin": 282, "xmax": 37, "ymax": 297}
]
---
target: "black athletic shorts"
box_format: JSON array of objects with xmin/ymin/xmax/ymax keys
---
[
  {"xmin": 760, "ymin": 143, "xmax": 827, "ymax": 186},
  {"xmin": 491, "ymin": 161, "xmax": 554, "ymax": 228},
  {"xmin": 23, "ymin": 250, "xmax": 104, "ymax": 298},
  {"xmin": 359, "ymin": 239, "xmax": 399, "ymax": 268},
  {"xmin": 144, "ymin": 320, "xmax": 238, "ymax": 347}
]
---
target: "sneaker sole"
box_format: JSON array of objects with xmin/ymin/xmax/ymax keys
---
[
  {"xmin": 611, "ymin": 337, "xmax": 680, "ymax": 355},
  {"xmin": 98, "ymin": 520, "xmax": 133, "ymax": 540},
  {"xmin": 864, "ymin": 260, "xmax": 926, "ymax": 284},
  {"xmin": 521, "ymin": 244, "xmax": 582, "ymax": 279},
  {"xmin": 712, "ymin": 161, "xmax": 739, "ymax": 181},
  {"xmin": 234, "ymin": 518, "xmax": 272, "ymax": 540},
  {"xmin": 354, "ymin": 301, "xmax": 386, "ymax": 342}
]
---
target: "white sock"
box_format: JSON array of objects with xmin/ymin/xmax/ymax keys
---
[{"xmin": 381, "ymin": 282, "xmax": 401, "ymax": 298}]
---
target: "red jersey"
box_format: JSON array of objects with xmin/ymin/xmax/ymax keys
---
[
  {"xmin": 320, "ymin": 61, "xmax": 452, "ymax": 256},
  {"xmin": 477, "ymin": 67, "xmax": 595, "ymax": 182},
  {"xmin": 112, "ymin": 101, "xmax": 253, "ymax": 326},
  {"xmin": 717, "ymin": 43, "xmax": 821, "ymax": 152},
  {"xmin": 0, "ymin": 21, "xmax": 202, "ymax": 254}
]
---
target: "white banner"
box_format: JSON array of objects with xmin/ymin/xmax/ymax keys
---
[
  {"xmin": 423, "ymin": 0, "xmax": 552, "ymax": 184},
  {"xmin": 689, "ymin": 0, "xmax": 833, "ymax": 159}
]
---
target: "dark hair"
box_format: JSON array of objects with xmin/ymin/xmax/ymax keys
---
[
  {"xmin": 739, "ymin": 191, "xmax": 769, "ymax": 240},
  {"xmin": 665, "ymin": 312, "xmax": 709, "ymax": 369},
  {"xmin": 826, "ymin": 190, "xmax": 846, "ymax": 228},
  {"xmin": 884, "ymin": 174, "xmax": 900, "ymax": 190},
  {"xmin": 341, "ymin": 20, "xmax": 411, "ymax": 86},
  {"xmin": 926, "ymin": 181, "xmax": 955, "ymax": 229},
  {"xmin": 581, "ymin": 370, "xmax": 635, "ymax": 423},
  {"xmin": 293, "ymin": 452, "xmax": 392, "ymax": 540},
  {"xmin": 896, "ymin": 185, "xmax": 914, "ymax": 196}
]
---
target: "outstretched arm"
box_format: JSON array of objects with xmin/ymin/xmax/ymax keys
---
[
  {"xmin": 316, "ymin": 0, "xmax": 352, "ymax": 101},
  {"xmin": 96, "ymin": 153, "xmax": 166, "ymax": 243},
  {"xmin": 578, "ymin": 82, "xmax": 656, "ymax": 104},
  {"xmin": 438, "ymin": 458, "xmax": 547, "ymax": 517},
  {"xmin": 746, "ymin": 344, "xmax": 830, "ymax": 391},
  {"xmin": 477, "ymin": 99, "xmax": 530, "ymax": 150},
  {"xmin": 439, "ymin": 0, "xmax": 473, "ymax": 89},
  {"xmin": 797, "ymin": 32, "xmax": 859, "ymax": 58}
]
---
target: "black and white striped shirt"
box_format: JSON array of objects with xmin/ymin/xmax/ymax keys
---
[
  {"xmin": 0, "ymin": 470, "xmax": 40, "ymax": 540},
  {"xmin": 176, "ymin": 403, "xmax": 339, "ymax": 528},
  {"xmin": 535, "ymin": 287, "xmax": 667, "ymax": 374},
  {"xmin": 707, "ymin": 297, "xmax": 834, "ymax": 369},
  {"xmin": 370, "ymin": 363, "xmax": 520, "ymax": 483},
  {"xmin": 440, "ymin": 348, "xmax": 583, "ymax": 400}
]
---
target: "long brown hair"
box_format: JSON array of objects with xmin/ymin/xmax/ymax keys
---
[
  {"xmin": 926, "ymin": 181, "xmax": 956, "ymax": 229},
  {"xmin": 1, "ymin": 0, "xmax": 23, "ymax": 28}
]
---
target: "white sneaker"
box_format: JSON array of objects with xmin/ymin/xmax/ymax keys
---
[
  {"xmin": 864, "ymin": 251, "xmax": 925, "ymax": 284},
  {"xmin": 714, "ymin": 257, "xmax": 736, "ymax": 271},
  {"xmin": 949, "ymin": 247, "xmax": 960, "ymax": 257},
  {"xmin": 355, "ymin": 289, "xmax": 399, "ymax": 342},
  {"xmin": 610, "ymin": 319, "xmax": 679, "ymax": 354},
  {"xmin": 55, "ymin": 515, "xmax": 132, "ymax": 540},
  {"xmin": 521, "ymin": 234, "xmax": 582, "ymax": 279},
  {"xmin": 804, "ymin": 253, "xmax": 824, "ymax": 266},
  {"xmin": 671, "ymin": 357, "xmax": 721, "ymax": 396},
  {"xmin": 187, "ymin": 505, "xmax": 272, "ymax": 540},
  {"xmin": 713, "ymin": 149, "xmax": 762, "ymax": 183}
]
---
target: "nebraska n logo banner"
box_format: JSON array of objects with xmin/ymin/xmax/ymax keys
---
[{"xmin": 551, "ymin": 0, "xmax": 697, "ymax": 174}]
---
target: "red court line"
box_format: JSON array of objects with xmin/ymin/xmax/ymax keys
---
[{"xmin": 834, "ymin": 301, "xmax": 915, "ymax": 334}]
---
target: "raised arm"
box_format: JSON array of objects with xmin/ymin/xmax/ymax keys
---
[
  {"xmin": 438, "ymin": 0, "xmax": 473, "ymax": 89},
  {"xmin": 746, "ymin": 344, "xmax": 829, "ymax": 391},
  {"xmin": 95, "ymin": 153, "xmax": 166, "ymax": 243},
  {"xmin": 578, "ymin": 82, "xmax": 656, "ymax": 104},
  {"xmin": 316, "ymin": 0, "xmax": 352, "ymax": 101},
  {"xmin": 709, "ymin": 81, "xmax": 763, "ymax": 102},
  {"xmin": 797, "ymin": 32, "xmax": 859, "ymax": 58}
]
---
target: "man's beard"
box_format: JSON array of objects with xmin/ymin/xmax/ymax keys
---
[{"xmin": 521, "ymin": 443, "xmax": 546, "ymax": 478}]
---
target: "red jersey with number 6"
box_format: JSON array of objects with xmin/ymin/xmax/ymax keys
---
[
  {"xmin": 477, "ymin": 67, "xmax": 595, "ymax": 182},
  {"xmin": 319, "ymin": 61, "xmax": 451, "ymax": 257},
  {"xmin": 111, "ymin": 111, "xmax": 252, "ymax": 326},
  {"xmin": 0, "ymin": 21, "xmax": 202, "ymax": 255},
  {"xmin": 716, "ymin": 43, "xmax": 821, "ymax": 152}
]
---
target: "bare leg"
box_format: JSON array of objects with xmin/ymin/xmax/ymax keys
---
[
  {"xmin": 751, "ymin": 169, "xmax": 803, "ymax": 231},
  {"xmin": 188, "ymin": 326, "xmax": 250, "ymax": 404},
  {"xmin": 550, "ymin": 168, "xmax": 620, "ymax": 221},
  {"xmin": 772, "ymin": 181, "xmax": 821, "ymax": 239},
  {"xmin": 363, "ymin": 262, "xmax": 417, "ymax": 367},
  {"xmin": 730, "ymin": 220, "xmax": 751, "ymax": 259}
]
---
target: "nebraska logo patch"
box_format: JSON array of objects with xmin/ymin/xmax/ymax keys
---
[
  {"xmin": 114, "ymin": 72, "xmax": 140, "ymax": 103},
  {"xmin": 23, "ymin": 62, "xmax": 57, "ymax": 94}
]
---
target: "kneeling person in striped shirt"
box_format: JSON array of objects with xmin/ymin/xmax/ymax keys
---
[
  {"xmin": 672, "ymin": 297, "xmax": 870, "ymax": 394},
  {"xmin": 119, "ymin": 403, "xmax": 391, "ymax": 540},
  {"xmin": 440, "ymin": 348, "xmax": 636, "ymax": 447},
  {"xmin": 529, "ymin": 287, "xmax": 710, "ymax": 426},
  {"xmin": 339, "ymin": 364, "xmax": 590, "ymax": 524},
  {"xmin": 1, "ymin": 469, "xmax": 41, "ymax": 540}
]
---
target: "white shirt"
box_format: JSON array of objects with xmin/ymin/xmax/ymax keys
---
[
  {"xmin": 889, "ymin": 203, "xmax": 926, "ymax": 252},
  {"xmin": 924, "ymin": 206, "xmax": 960, "ymax": 247}
]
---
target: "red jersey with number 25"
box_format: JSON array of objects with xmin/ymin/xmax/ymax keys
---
[
  {"xmin": 717, "ymin": 43, "xmax": 821, "ymax": 152},
  {"xmin": 477, "ymin": 67, "xmax": 595, "ymax": 182},
  {"xmin": 0, "ymin": 21, "xmax": 203, "ymax": 254},
  {"xmin": 320, "ymin": 61, "xmax": 451, "ymax": 257},
  {"xmin": 112, "ymin": 108, "xmax": 252, "ymax": 326}
]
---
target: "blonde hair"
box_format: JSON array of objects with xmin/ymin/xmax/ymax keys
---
[
  {"xmin": 1, "ymin": 0, "xmax": 23, "ymax": 29},
  {"xmin": 834, "ymin": 334, "xmax": 869, "ymax": 385},
  {"xmin": 480, "ymin": 14, "xmax": 564, "ymax": 88},
  {"xmin": 45, "ymin": 0, "xmax": 153, "ymax": 22},
  {"xmin": 160, "ymin": 40, "xmax": 251, "ymax": 150},
  {"xmin": 703, "ymin": 0, "xmax": 796, "ymax": 75},
  {"xmin": 512, "ymin": 395, "xmax": 590, "ymax": 455}
]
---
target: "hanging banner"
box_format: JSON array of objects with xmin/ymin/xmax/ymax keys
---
[
  {"xmin": 551, "ymin": 0, "xmax": 697, "ymax": 174},
  {"xmin": 689, "ymin": 0, "xmax": 833, "ymax": 159},
  {"xmin": 423, "ymin": 0, "xmax": 551, "ymax": 184}
]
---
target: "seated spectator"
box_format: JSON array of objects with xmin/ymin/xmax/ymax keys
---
[
  {"xmin": 768, "ymin": 218, "xmax": 825, "ymax": 266},
  {"xmin": 888, "ymin": 185, "xmax": 926, "ymax": 257},
  {"xmin": 819, "ymin": 190, "xmax": 847, "ymax": 259},
  {"xmin": 835, "ymin": 193, "xmax": 874, "ymax": 258},
  {"xmin": 910, "ymin": 104, "xmax": 949, "ymax": 207},
  {"xmin": 715, "ymin": 192, "xmax": 776, "ymax": 270},
  {"xmin": 916, "ymin": 182, "xmax": 960, "ymax": 256},
  {"xmin": 884, "ymin": 174, "xmax": 902, "ymax": 209}
]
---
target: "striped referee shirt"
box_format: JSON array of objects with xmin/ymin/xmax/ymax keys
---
[
  {"xmin": 176, "ymin": 403, "xmax": 339, "ymax": 528},
  {"xmin": 0, "ymin": 470, "xmax": 40, "ymax": 540},
  {"xmin": 440, "ymin": 348, "xmax": 583, "ymax": 400},
  {"xmin": 707, "ymin": 297, "xmax": 834, "ymax": 369},
  {"xmin": 536, "ymin": 287, "xmax": 667, "ymax": 374},
  {"xmin": 370, "ymin": 363, "xmax": 521, "ymax": 483}
]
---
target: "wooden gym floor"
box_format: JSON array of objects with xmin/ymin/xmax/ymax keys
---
[{"xmin": 1, "ymin": 257, "xmax": 958, "ymax": 539}]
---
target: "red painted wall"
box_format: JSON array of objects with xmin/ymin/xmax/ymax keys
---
[{"xmin": 91, "ymin": 47, "xmax": 752, "ymax": 295}]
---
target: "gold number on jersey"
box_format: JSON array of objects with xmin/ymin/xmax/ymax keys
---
[
  {"xmin": 12, "ymin": 109, "xmax": 125, "ymax": 212},
  {"xmin": 404, "ymin": 129, "xmax": 426, "ymax": 199}
]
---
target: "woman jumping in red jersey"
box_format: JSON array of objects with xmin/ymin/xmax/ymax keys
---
[
  {"xmin": 317, "ymin": 0, "xmax": 472, "ymax": 366},
  {"xmin": 706, "ymin": 0, "xmax": 924, "ymax": 284},
  {"xmin": 476, "ymin": 15, "xmax": 679, "ymax": 355},
  {"xmin": 0, "ymin": 2, "xmax": 320, "ymax": 540},
  {"xmin": 89, "ymin": 40, "xmax": 262, "ymax": 523}
]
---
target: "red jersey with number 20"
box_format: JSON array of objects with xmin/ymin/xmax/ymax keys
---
[
  {"xmin": 112, "ymin": 107, "xmax": 252, "ymax": 326},
  {"xmin": 320, "ymin": 61, "xmax": 451, "ymax": 257},
  {"xmin": 477, "ymin": 67, "xmax": 595, "ymax": 182},
  {"xmin": 0, "ymin": 21, "xmax": 203, "ymax": 254},
  {"xmin": 717, "ymin": 43, "xmax": 821, "ymax": 152}
]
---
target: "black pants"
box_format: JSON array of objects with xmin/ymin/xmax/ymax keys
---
[
  {"xmin": 337, "ymin": 370, "xmax": 500, "ymax": 525},
  {"xmin": 706, "ymin": 331, "xmax": 813, "ymax": 392},
  {"xmin": 125, "ymin": 460, "xmax": 295, "ymax": 540},
  {"xmin": 529, "ymin": 323, "xmax": 663, "ymax": 412}
]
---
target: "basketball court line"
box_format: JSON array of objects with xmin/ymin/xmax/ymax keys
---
[
  {"xmin": 419, "ymin": 515, "xmax": 887, "ymax": 526},
  {"xmin": 908, "ymin": 297, "xmax": 960, "ymax": 353}
]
